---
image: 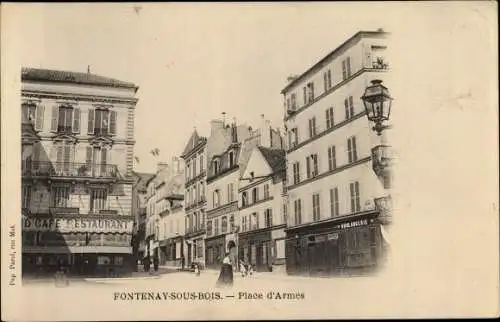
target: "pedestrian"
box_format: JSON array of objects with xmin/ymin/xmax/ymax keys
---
[
  {"xmin": 216, "ymin": 253, "xmax": 233, "ymax": 288},
  {"xmin": 153, "ymin": 256, "xmax": 159, "ymax": 272},
  {"xmin": 144, "ymin": 257, "xmax": 150, "ymax": 273},
  {"xmin": 239, "ymin": 260, "xmax": 247, "ymax": 277},
  {"xmin": 194, "ymin": 263, "xmax": 200, "ymax": 276}
]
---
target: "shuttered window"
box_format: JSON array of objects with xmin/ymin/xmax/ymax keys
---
[
  {"xmin": 90, "ymin": 188, "xmax": 107, "ymax": 212},
  {"xmin": 350, "ymin": 181, "xmax": 361, "ymax": 213},
  {"xmin": 330, "ymin": 187, "xmax": 339, "ymax": 217},
  {"xmin": 109, "ymin": 110, "xmax": 117, "ymax": 135},
  {"xmin": 35, "ymin": 104, "xmax": 45, "ymax": 131},
  {"xmin": 312, "ymin": 193, "xmax": 321, "ymax": 221},
  {"xmin": 51, "ymin": 186, "xmax": 70, "ymax": 207},
  {"xmin": 72, "ymin": 107, "xmax": 80, "ymax": 133},
  {"xmin": 51, "ymin": 106, "xmax": 59, "ymax": 132},
  {"xmin": 87, "ymin": 108, "xmax": 95, "ymax": 134},
  {"xmin": 328, "ymin": 146, "xmax": 337, "ymax": 170}
]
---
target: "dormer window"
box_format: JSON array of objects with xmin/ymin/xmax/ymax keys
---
[{"xmin": 213, "ymin": 159, "xmax": 220, "ymax": 174}]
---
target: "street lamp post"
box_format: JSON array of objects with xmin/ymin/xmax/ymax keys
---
[{"xmin": 361, "ymin": 79, "xmax": 394, "ymax": 266}]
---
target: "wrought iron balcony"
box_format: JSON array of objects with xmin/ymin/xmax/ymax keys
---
[
  {"xmin": 22, "ymin": 161, "xmax": 119, "ymax": 179},
  {"xmin": 186, "ymin": 224, "xmax": 205, "ymax": 236}
]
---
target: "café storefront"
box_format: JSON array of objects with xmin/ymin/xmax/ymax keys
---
[
  {"xmin": 22, "ymin": 215, "xmax": 134, "ymax": 277},
  {"xmin": 238, "ymin": 229, "xmax": 273, "ymax": 272},
  {"xmin": 285, "ymin": 210, "xmax": 389, "ymax": 277}
]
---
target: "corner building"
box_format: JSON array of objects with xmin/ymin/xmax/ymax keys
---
[
  {"xmin": 21, "ymin": 67, "xmax": 139, "ymax": 277},
  {"xmin": 282, "ymin": 30, "xmax": 391, "ymax": 276}
]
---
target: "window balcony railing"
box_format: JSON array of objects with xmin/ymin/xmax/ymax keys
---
[
  {"xmin": 22, "ymin": 161, "xmax": 119, "ymax": 179},
  {"xmin": 186, "ymin": 224, "xmax": 205, "ymax": 235}
]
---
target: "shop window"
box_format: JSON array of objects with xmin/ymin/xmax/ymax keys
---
[
  {"xmin": 115, "ymin": 256, "xmax": 124, "ymax": 265},
  {"xmin": 98, "ymin": 256, "xmax": 111, "ymax": 265}
]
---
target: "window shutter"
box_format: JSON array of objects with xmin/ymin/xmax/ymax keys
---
[
  {"xmin": 306, "ymin": 156, "xmax": 311, "ymax": 178},
  {"xmin": 347, "ymin": 138, "xmax": 352, "ymax": 163},
  {"xmin": 33, "ymin": 143, "xmax": 40, "ymax": 162},
  {"xmin": 109, "ymin": 110, "xmax": 117, "ymax": 135},
  {"xmin": 347, "ymin": 57, "xmax": 351, "ymax": 75},
  {"xmin": 87, "ymin": 108, "xmax": 95, "ymax": 134},
  {"xmin": 35, "ymin": 104, "xmax": 44, "ymax": 131},
  {"xmin": 73, "ymin": 107, "xmax": 80, "ymax": 133},
  {"xmin": 352, "ymin": 137, "xmax": 357, "ymax": 161},
  {"xmin": 51, "ymin": 106, "xmax": 58, "ymax": 132},
  {"xmin": 101, "ymin": 148, "xmax": 107, "ymax": 165}
]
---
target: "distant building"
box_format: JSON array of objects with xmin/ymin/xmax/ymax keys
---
[
  {"xmin": 144, "ymin": 158, "xmax": 185, "ymax": 268},
  {"xmin": 281, "ymin": 30, "xmax": 391, "ymax": 276},
  {"xmin": 131, "ymin": 172, "xmax": 154, "ymax": 261},
  {"xmin": 180, "ymin": 130, "xmax": 208, "ymax": 268},
  {"xmin": 21, "ymin": 67, "xmax": 139, "ymax": 277}
]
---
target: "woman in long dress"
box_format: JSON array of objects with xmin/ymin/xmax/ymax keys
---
[{"xmin": 216, "ymin": 253, "xmax": 234, "ymax": 287}]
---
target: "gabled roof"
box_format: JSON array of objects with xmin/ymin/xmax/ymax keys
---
[
  {"xmin": 257, "ymin": 146, "xmax": 286, "ymax": 174},
  {"xmin": 21, "ymin": 67, "xmax": 138, "ymax": 90},
  {"xmin": 181, "ymin": 129, "xmax": 207, "ymax": 158}
]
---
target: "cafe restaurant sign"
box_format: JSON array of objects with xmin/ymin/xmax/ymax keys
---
[
  {"xmin": 22, "ymin": 217, "xmax": 133, "ymax": 234},
  {"xmin": 334, "ymin": 219, "xmax": 369, "ymax": 230}
]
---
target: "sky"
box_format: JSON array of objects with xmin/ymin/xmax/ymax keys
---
[{"xmin": 8, "ymin": 3, "xmax": 392, "ymax": 173}]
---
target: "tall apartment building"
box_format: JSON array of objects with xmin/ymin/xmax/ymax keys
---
[
  {"xmin": 21, "ymin": 67, "xmax": 139, "ymax": 277},
  {"xmin": 282, "ymin": 30, "xmax": 391, "ymax": 276},
  {"xmin": 180, "ymin": 130, "xmax": 208, "ymax": 268}
]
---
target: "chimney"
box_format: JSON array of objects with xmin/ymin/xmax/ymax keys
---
[
  {"xmin": 260, "ymin": 114, "xmax": 271, "ymax": 148},
  {"xmin": 210, "ymin": 119, "xmax": 224, "ymax": 136},
  {"xmin": 157, "ymin": 162, "xmax": 169, "ymax": 173},
  {"xmin": 231, "ymin": 122, "xmax": 238, "ymax": 143},
  {"xmin": 286, "ymin": 74, "xmax": 298, "ymax": 84}
]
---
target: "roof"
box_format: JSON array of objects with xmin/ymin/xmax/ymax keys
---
[
  {"xmin": 165, "ymin": 194, "xmax": 184, "ymax": 201},
  {"xmin": 21, "ymin": 67, "xmax": 139, "ymax": 90},
  {"xmin": 281, "ymin": 30, "xmax": 390, "ymax": 94},
  {"xmin": 258, "ymin": 146, "xmax": 286, "ymax": 174},
  {"xmin": 181, "ymin": 129, "xmax": 207, "ymax": 158},
  {"xmin": 132, "ymin": 172, "xmax": 155, "ymax": 190}
]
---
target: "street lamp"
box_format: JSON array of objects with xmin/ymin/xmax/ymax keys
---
[{"xmin": 361, "ymin": 79, "xmax": 393, "ymax": 136}]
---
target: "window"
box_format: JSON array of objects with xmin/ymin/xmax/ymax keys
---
[
  {"xmin": 328, "ymin": 146, "xmax": 337, "ymax": 171},
  {"xmin": 97, "ymin": 256, "xmax": 111, "ymax": 265},
  {"xmin": 323, "ymin": 69, "xmax": 332, "ymax": 91},
  {"xmin": 213, "ymin": 160, "xmax": 220, "ymax": 174},
  {"xmin": 22, "ymin": 185, "xmax": 31, "ymax": 209},
  {"xmin": 192, "ymin": 157, "xmax": 197, "ymax": 177},
  {"xmin": 303, "ymin": 86, "xmax": 307, "ymax": 105},
  {"xmin": 342, "ymin": 57, "xmax": 352, "ymax": 80},
  {"xmin": 308, "ymin": 117, "xmax": 317, "ymax": 138},
  {"xmin": 344, "ymin": 97, "xmax": 355, "ymax": 120},
  {"xmin": 196, "ymin": 241, "xmax": 203, "ymax": 258},
  {"xmin": 51, "ymin": 186, "xmax": 70, "ymax": 208},
  {"xmin": 307, "ymin": 82, "xmax": 315, "ymax": 102},
  {"xmin": 326, "ymin": 107, "xmax": 334, "ymax": 129},
  {"xmin": 22, "ymin": 103, "xmax": 45, "ymax": 131},
  {"xmin": 292, "ymin": 162, "xmax": 300, "ymax": 185},
  {"xmin": 207, "ymin": 220, "xmax": 213, "ymax": 236},
  {"xmin": 214, "ymin": 218, "xmax": 219, "ymax": 235},
  {"xmin": 288, "ymin": 128, "xmax": 299, "ymax": 148},
  {"xmin": 263, "ymin": 184, "xmax": 270, "ymax": 199},
  {"xmin": 350, "ymin": 181, "xmax": 361, "ymax": 213},
  {"xmin": 229, "ymin": 214, "xmax": 234, "ymax": 232},
  {"xmin": 265, "ymin": 208, "xmax": 273, "ymax": 227},
  {"xmin": 252, "ymin": 187, "xmax": 259, "ymax": 203},
  {"xmin": 227, "ymin": 183, "xmax": 234, "ymax": 203},
  {"xmin": 294, "ymin": 199, "xmax": 302, "ymax": 225},
  {"xmin": 199, "ymin": 155, "xmax": 204, "ymax": 172},
  {"xmin": 242, "ymin": 216, "xmax": 247, "ymax": 232},
  {"xmin": 291, "ymin": 93, "xmax": 297, "ymax": 109},
  {"xmin": 221, "ymin": 216, "xmax": 228, "ymax": 233},
  {"xmin": 347, "ymin": 136, "xmax": 358, "ymax": 163},
  {"xmin": 251, "ymin": 212, "xmax": 259, "ymax": 230},
  {"xmin": 306, "ymin": 154, "xmax": 318, "ymax": 179},
  {"xmin": 90, "ymin": 188, "xmax": 107, "ymax": 212},
  {"xmin": 186, "ymin": 161, "xmax": 191, "ymax": 180},
  {"xmin": 213, "ymin": 189, "xmax": 220, "ymax": 208},
  {"xmin": 242, "ymin": 191, "xmax": 248, "ymax": 207},
  {"xmin": 88, "ymin": 108, "xmax": 116, "ymax": 136},
  {"xmin": 229, "ymin": 151, "xmax": 235, "ymax": 167},
  {"xmin": 312, "ymin": 193, "xmax": 321, "ymax": 221}
]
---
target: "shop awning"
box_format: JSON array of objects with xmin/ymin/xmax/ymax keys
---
[{"xmin": 23, "ymin": 246, "xmax": 133, "ymax": 254}]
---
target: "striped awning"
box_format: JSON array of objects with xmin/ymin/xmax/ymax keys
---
[{"xmin": 23, "ymin": 246, "xmax": 132, "ymax": 254}]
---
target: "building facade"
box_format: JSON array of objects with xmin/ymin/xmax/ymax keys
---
[
  {"xmin": 238, "ymin": 146, "xmax": 287, "ymax": 273},
  {"xmin": 180, "ymin": 130, "xmax": 207, "ymax": 268},
  {"xmin": 21, "ymin": 67, "xmax": 139, "ymax": 277},
  {"xmin": 282, "ymin": 30, "xmax": 391, "ymax": 276},
  {"xmin": 144, "ymin": 158, "xmax": 185, "ymax": 266}
]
